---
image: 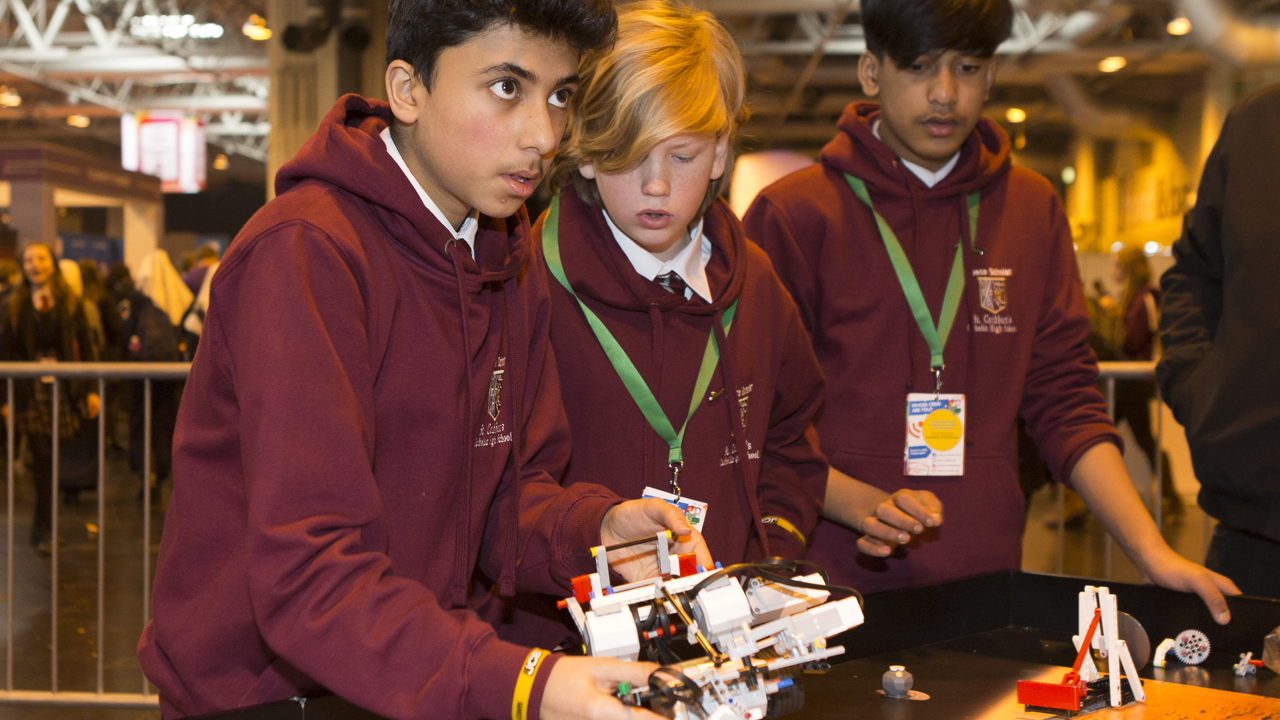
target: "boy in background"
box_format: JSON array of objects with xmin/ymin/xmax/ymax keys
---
[
  {"xmin": 745, "ymin": 0, "xmax": 1237, "ymax": 621},
  {"xmin": 138, "ymin": 2, "xmax": 709, "ymax": 719}
]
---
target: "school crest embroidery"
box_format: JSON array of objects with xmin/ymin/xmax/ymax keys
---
[
  {"xmin": 488, "ymin": 366, "xmax": 505, "ymax": 421},
  {"xmin": 735, "ymin": 384, "xmax": 753, "ymax": 429},
  {"xmin": 978, "ymin": 277, "xmax": 1008, "ymax": 315}
]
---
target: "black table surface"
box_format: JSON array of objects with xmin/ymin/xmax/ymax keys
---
[{"xmin": 198, "ymin": 571, "xmax": 1280, "ymax": 720}]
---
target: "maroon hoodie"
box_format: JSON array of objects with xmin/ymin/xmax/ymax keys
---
[
  {"xmin": 487, "ymin": 186, "xmax": 827, "ymax": 648},
  {"xmin": 137, "ymin": 95, "xmax": 621, "ymax": 720},
  {"xmin": 542, "ymin": 187, "xmax": 826, "ymax": 561},
  {"xmin": 744, "ymin": 103, "xmax": 1120, "ymax": 593}
]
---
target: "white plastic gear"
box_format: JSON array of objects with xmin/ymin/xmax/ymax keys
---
[{"xmin": 1174, "ymin": 629, "xmax": 1211, "ymax": 665}]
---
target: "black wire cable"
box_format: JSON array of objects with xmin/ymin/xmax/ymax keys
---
[{"xmin": 685, "ymin": 558, "xmax": 862, "ymax": 610}]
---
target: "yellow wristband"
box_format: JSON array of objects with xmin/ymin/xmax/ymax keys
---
[
  {"xmin": 512, "ymin": 647, "xmax": 549, "ymax": 720},
  {"xmin": 762, "ymin": 516, "xmax": 807, "ymax": 546}
]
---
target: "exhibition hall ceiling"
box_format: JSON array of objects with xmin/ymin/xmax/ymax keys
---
[{"xmin": 0, "ymin": 0, "xmax": 1278, "ymax": 162}]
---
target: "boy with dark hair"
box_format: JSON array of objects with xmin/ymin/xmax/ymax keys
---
[
  {"xmin": 137, "ymin": 2, "xmax": 710, "ymax": 720},
  {"xmin": 745, "ymin": 0, "xmax": 1238, "ymax": 621}
]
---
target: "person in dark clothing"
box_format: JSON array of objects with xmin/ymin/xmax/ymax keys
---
[
  {"xmin": 1109, "ymin": 247, "xmax": 1179, "ymax": 515},
  {"xmin": 120, "ymin": 287, "xmax": 182, "ymax": 492},
  {"xmin": 744, "ymin": 0, "xmax": 1237, "ymax": 621},
  {"xmin": 180, "ymin": 246, "xmax": 218, "ymax": 295},
  {"xmin": 0, "ymin": 243, "xmax": 100, "ymax": 554},
  {"xmin": 80, "ymin": 259, "xmax": 124, "ymax": 361},
  {"xmin": 1158, "ymin": 83, "xmax": 1280, "ymax": 599}
]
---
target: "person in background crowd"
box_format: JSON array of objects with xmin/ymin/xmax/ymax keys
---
[
  {"xmin": 744, "ymin": 0, "xmax": 1238, "ymax": 622},
  {"xmin": 80, "ymin": 259, "xmax": 124, "ymax": 361},
  {"xmin": 0, "ymin": 259, "xmax": 21, "ymax": 305},
  {"xmin": 181, "ymin": 245, "xmax": 219, "ymax": 296},
  {"xmin": 0, "ymin": 243, "xmax": 99, "ymax": 554},
  {"xmin": 1159, "ymin": 83, "xmax": 1280, "ymax": 599},
  {"xmin": 125, "ymin": 251, "xmax": 187, "ymax": 497},
  {"xmin": 1110, "ymin": 246, "xmax": 1179, "ymax": 516},
  {"xmin": 134, "ymin": 250, "xmax": 193, "ymax": 328}
]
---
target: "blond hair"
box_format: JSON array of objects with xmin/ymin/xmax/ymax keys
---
[{"xmin": 551, "ymin": 0, "xmax": 748, "ymax": 216}]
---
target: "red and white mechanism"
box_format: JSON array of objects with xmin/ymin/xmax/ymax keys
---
[{"xmin": 1016, "ymin": 585, "xmax": 1145, "ymax": 717}]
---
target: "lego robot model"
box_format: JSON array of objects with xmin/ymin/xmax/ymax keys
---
[
  {"xmin": 556, "ymin": 532, "xmax": 865, "ymax": 719},
  {"xmin": 1017, "ymin": 586, "xmax": 1145, "ymax": 717}
]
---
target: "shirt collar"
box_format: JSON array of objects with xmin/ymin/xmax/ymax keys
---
[
  {"xmin": 380, "ymin": 128, "xmax": 479, "ymax": 255},
  {"xmin": 873, "ymin": 120, "xmax": 961, "ymax": 189},
  {"xmin": 602, "ymin": 210, "xmax": 713, "ymax": 302}
]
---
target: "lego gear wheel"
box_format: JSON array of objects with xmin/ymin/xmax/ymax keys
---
[{"xmin": 1174, "ymin": 629, "xmax": 1210, "ymax": 665}]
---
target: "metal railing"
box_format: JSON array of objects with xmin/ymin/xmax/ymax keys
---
[
  {"xmin": 1049, "ymin": 360, "xmax": 1197, "ymax": 579},
  {"xmin": 0, "ymin": 362, "xmax": 189, "ymax": 709}
]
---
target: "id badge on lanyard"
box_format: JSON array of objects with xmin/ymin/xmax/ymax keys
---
[
  {"xmin": 845, "ymin": 175, "xmax": 979, "ymax": 477},
  {"xmin": 905, "ymin": 393, "xmax": 965, "ymax": 476}
]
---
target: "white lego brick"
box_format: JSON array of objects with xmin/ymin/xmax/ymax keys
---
[
  {"xmin": 694, "ymin": 578, "xmax": 754, "ymax": 638},
  {"xmin": 745, "ymin": 573, "xmax": 829, "ymax": 623},
  {"xmin": 584, "ymin": 609, "xmax": 641, "ymax": 661}
]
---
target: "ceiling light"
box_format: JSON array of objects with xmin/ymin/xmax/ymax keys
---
[
  {"xmin": 1144, "ymin": 241, "xmax": 1160, "ymax": 255},
  {"xmin": 67, "ymin": 114, "xmax": 91, "ymax": 128},
  {"xmin": 1061, "ymin": 166, "xmax": 1076, "ymax": 185},
  {"xmin": 1005, "ymin": 107, "xmax": 1027, "ymax": 124},
  {"xmin": 130, "ymin": 14, "xmax": 224, "ymax": 40},
  {"xmin": 0, "ymin": 86, "xmax": 20, "ymax": 108},
  {"xmin": 1098, "ymin": 56, "xmax": 1127, "ymax": 73},
  {"xmin": 212, "ymin": 154, "xmax": 229, "ymax": 170},
  {"xmin": 1167, "ymin": 16, "xmax": 1192, "ymax": 36},
  {"xmin": 1110, "ymin": 241, "xmax": 1124, "ymax": 253},
  {"xmin": 243, "ymin": 14, "xmax": 272, "ymax": 41}
]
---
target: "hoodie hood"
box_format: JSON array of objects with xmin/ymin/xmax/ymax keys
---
[
  {"xmin": 275, "ymin": 94, "xmax": 529, "ymax": 290},
  {"xmin": 543, "ymin": 183, "xmax": 748, "ymax": 315},
  {"xmin": 820, "ymin": 102, "xmax": 1011, "ymax": 200}
]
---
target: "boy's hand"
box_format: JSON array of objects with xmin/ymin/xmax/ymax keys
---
[
  {"xmin": 541, "ymin": 656, "xmax": 665, "ymax": 720},
  {"xmin": 600, "ymin": 499, "xmax": 713, "ymax": 582},
  {"xmin": 856, "ymin": 489, "xmax": 943, "ymax": 558},
  {"xmin": 1140, "ymin": 548, "xmax": 1240, "ymax": 625}
]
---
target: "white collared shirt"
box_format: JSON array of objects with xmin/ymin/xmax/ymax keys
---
[
  {"xmin": 380, "ymin": 128, "xmax": 479, "ymax": 255},
  {"xmin": 873, "ymin": 120, "xmax": 960, "ymax": 189},
  {"xmin": 603, "ymin": 210, "xmax": 713, "ymax": 302}
]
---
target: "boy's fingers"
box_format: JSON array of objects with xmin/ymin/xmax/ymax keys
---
[
  {"xmin": 876, "ymin": 502, "xmax": 923, "ymax": 535},
  {"xmin": 856, "ymin": 536, "xmax": 894, "ymax": 557},
  {"xmin": 893, "ymin": 490, "xmax": 943, "ymax": 527},
  {"xmin": 860, "ymin": 517, "xmax": 910, "ymax": 545}
]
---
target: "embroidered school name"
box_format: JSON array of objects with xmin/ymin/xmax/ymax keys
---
[{"xmin": 971, "ymin": 267, "xmax": 1018, "ymax": 334}]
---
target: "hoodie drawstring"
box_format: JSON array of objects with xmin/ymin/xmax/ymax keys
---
[
  {"xmin": 446, "ymin": 242, "xmax": 474, "ymax": 609},
  {"xmin": 499, "ymin": 280, "xmax": 526, "ymax": 597},
  {"xmin": 711, "ymin": 310, "xmax": 770, "ymax": 559}
]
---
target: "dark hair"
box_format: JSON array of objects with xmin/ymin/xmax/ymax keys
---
[
  {"xmin": 861, "ymin": 0, "xmax": 1013, "ymax": 69},
  {"xmin": 386, "ymin": 0, "xmax": 617, "ymax": 89}
]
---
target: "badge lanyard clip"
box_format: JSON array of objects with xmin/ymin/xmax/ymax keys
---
[
  {"xmin": 933, "ymin": 366, "xmax": 944, "ymax": 398},
  {"xmin": 669, "ymin": 461, "xmax": 684, "ymax": 499}
]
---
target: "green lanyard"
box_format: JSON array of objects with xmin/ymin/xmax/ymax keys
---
[
  {"xmin": 542, "ymin": 194, "xmax": 736, "ymax": 496},
  {"xmin": 843, "ymin": 174, "xmax": 979, "ymax": 393}
]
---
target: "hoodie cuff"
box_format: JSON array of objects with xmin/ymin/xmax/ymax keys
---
[
  {"xmin": 467, "ymin": 635, "xmax": 563, "ymax": 720},
  {"xmin": 552, "ymin": 487, "xmax": 623, "ymax": 584}
]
